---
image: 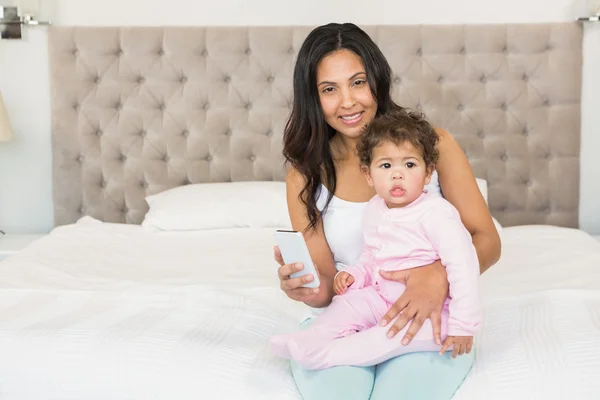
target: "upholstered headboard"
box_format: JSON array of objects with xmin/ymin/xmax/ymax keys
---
[{"xmin": 47, "ymin": 23, "xmax": 583, "ymax": 228}]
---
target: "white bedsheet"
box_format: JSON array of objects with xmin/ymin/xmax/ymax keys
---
[{"xmin": 0, "ymin": 218, "xmax": 599, "ymax": 399}]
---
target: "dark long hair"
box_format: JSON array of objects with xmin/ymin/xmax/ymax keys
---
[{"xmin": 283, "ymin": 22, "xmax": 403, "ymax": 231}]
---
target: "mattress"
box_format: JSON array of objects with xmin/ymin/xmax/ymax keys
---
[{"xmin": 0, "ymin": 218, "xmax": 599, "ymax": 399}]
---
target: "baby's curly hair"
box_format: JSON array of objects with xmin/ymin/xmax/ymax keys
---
[{"xmin": 357, "ymin": 108, "xmax": 440, "ymax": 168}]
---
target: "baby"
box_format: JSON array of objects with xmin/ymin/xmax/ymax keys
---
[{"xmin": 270, "ymin": 108, "xmax": 482, "ymax": 370}]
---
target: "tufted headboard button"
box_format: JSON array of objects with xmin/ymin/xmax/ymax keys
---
[
  {"xmin": 140, "ymin": 181, "xmax": 148, "ymax": 189},
  {"xmin": 480, "ymin": 75, "xmax": 487, "ymax": 84},
  {"xmin": 181, "ymin": 129, "xmax": 189, "ymax": 137},
  {"xmin": 245, "ymin": 48, "xmax": 252, "ymax": 55},
  {"xmin": 266, "ymin": 76, "xmax": 274, "ymax": 83},
  {"xmin": 205, "ymin": 154, "xmax": 212, "ymax": 162},
  {"xmin": 249, "ymin": 155, "xmax": 256, "ymax": 162}
]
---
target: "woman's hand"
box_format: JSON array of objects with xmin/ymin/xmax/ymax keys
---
[
  {"xmin": 275, "ymin": 246, "xmax": 321, "ymax": 302},
  {"xmin": 378, "ymin": 260, "xmax": 449, "ymax": 345}
]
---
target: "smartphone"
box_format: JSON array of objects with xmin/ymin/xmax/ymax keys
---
[{"xmin": 274, "ymin": 230, "xmax": 320, "ymax": 289}]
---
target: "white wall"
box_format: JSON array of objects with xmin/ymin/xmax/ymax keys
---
[{"xmin": 0, "ymin": 0, "xmax": 598, "ymax": 234}]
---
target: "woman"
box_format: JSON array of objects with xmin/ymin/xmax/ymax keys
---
[{"xmin": 275, "ymin": 22, "xmax": 501, "ymax": 399}]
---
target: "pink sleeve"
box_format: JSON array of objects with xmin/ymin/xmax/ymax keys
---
[
  {"xmin": 421, "ymin": 202, "xmax": 482, "ymax": 337},
  {"xmin": 344, "ymin": 246, "xmax": 376, "ymax": 289}
]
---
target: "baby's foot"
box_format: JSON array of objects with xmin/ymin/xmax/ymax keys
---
[
  {"xmin": 286, "ymin": 339, "xmax": 331, "ymax": 370},
  {"xmin": 269, "ymin": 334, "xmax": 294, "ymax": 359},
  {"xmin": 270, "ymin": 331, "xmax": 332, "ymax": 369}
]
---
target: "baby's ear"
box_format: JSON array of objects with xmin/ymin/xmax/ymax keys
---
[
  {"xmin": 360, "ymin": 164, "xmax": 370, "ymax": 177},
  {"xmin": 425, "ymin": 164, "xmax": 435, "ymax": 184},
  {"xmin": 361, "ymin": 165, "xmax": 374, "ymax": 187}
]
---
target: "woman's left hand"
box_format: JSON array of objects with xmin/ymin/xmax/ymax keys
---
[{"xmin": 378, "ymin": 260, "xmax": 449, "ymax": 345}]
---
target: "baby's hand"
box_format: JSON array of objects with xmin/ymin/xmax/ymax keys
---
[
  {"xmin": 333, "ymin": 271, "xmax": 355, "ymax": 295},
  {"xmin": 440, "ymin": 335, "xmax": 473, "ymax": 358}
]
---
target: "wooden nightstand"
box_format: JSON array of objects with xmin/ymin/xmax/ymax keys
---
[{"xmin": 0, "ymin": 234, "xmax": 46, "ymax": 262}]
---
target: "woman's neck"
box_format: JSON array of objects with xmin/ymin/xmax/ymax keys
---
[{"xmin": 331, "ymin": 133, "xmax": 360, "ymax": 162}]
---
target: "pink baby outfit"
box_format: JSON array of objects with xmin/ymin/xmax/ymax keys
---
[{"xmin": 270, "ymin": 191, "xmax": 482, "ymax": 370}]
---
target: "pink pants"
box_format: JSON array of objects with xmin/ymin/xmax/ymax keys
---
[{"xmin": 270, "ymin": 286, "xmax": 449, "ymax": 370}]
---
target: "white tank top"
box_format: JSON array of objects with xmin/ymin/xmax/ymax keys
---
[{"xmin": 315, "ymin": 170, "xmax": 442, "ymax": 270}]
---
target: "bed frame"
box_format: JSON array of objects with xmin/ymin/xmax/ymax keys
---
[{"xmin": 47, "ymin": 23, "xmax": 583, "ymax": 228}]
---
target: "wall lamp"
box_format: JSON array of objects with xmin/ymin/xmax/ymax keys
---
[{"xmin": 0, "ymin": 0, "xmax": 51, "ymax": 39}]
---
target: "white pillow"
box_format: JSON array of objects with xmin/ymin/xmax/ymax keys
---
[
  {"xmin": 476, "ymin": 178, "xmax": 503, "ymax": 233},
  {"xmin": 141, "ymin": 179, "xmax": 501, "ymax": 233},
  {"xmin": 142, "ymin": 181, "xmax": 292, "ymax": 231},
  {"xmin": 476, "ymin": 178, "xmax": 488, "ymax": 203}
]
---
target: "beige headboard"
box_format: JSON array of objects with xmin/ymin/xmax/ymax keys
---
[{"xmin": 48, "ymin": 23, "xmax": 583, "ymax": 228}]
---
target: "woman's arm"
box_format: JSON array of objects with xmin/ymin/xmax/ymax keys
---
[
  {"xmin": 276, "ymin": 167, "xmax": 338, "ymax": 308},
  {"xmin": 435, "ymin": 128, "xmax": 502, "ymax": 273},
  {"xmin": 378, "ymin": 128, "xmax": 501, "ymax": 344}
]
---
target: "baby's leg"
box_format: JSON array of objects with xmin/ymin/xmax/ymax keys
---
[
  {"xmin": 318, "ymin": 309, "xmax": 450, "ymax": 368},
  {"xmin": 270, "ymin": 287, "xmax": 386, "ymax": 367}
]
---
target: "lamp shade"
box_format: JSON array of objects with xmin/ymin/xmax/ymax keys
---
[{"xmin": 0, "ymin": 91, "xmax": 13, "ymax": 142}]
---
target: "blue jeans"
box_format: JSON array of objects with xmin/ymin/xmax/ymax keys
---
[{"xmin": 290, "ymin": 318, "xmax": 474, "ymax": 400}]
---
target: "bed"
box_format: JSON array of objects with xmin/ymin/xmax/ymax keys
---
[{"xmin": 0, "ymin": 22, "xmax": 598, "ymax": 399}]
